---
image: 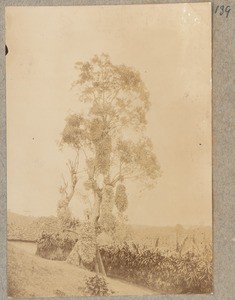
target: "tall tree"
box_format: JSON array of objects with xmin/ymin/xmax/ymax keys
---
[{"xmin": 60, "ymin": 54, "xmax": 161, "ymax": 272}]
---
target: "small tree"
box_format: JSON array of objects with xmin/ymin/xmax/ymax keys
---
[
  {"xmin": 57, "ymin": 156, "xmax": 79, "ymax": 229},
  {"xmin": 60, "ymin": 54, "xmax": 161, "ymax": 273}
]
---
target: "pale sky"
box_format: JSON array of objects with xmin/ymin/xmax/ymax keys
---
[{"xmin": 6, "ymin": 4, "xmax": 212, "ymax": 226}]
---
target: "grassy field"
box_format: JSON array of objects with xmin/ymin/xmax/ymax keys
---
[
  {"xmin": 8, "ymin": 243, "xmax": 155, "ymax": 298},
  {"xmin": 7, "ymin": 211, "xmax": 212, "ymax": 296}
]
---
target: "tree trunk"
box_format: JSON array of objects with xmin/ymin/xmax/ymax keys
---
[
  {"xmin": 91, "ymin": 190, "xmax": 107, "ymax": 276},
  {"xmin": 67, "ymin": 189, "xmax": 106, "ymax": 276},
  {"xmin": 96, "ymin": 247, "xmax": 106, "ymax": 276},
  {"xmin": 91, "ymin": 190, "xmax": 101, "ymax": 225}
]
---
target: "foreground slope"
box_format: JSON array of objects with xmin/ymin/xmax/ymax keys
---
[{"xmin": 8, "ymin": 243, "xmax": 154, "ymax": 298}]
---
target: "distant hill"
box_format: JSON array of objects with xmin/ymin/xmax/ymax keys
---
[
  {"xmin": 130, "ymin": 224, "xmax": 212, "ymax": 253},
  {"xmin": 7, "ymin": 211, "xmax": 60, "ymax": 241},
  {"xmin": 7, "ymin": 211, "xmax": 212, "ymax": 253}
]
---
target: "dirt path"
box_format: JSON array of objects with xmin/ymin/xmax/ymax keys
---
[{"xmin": 8, "ymin": 243, "xmax": 155, "ymax": 298}]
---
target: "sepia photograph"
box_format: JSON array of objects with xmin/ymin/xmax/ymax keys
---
[{"xmin": 6, "ymin": 3, "xmax": 212, "ymax": 297}]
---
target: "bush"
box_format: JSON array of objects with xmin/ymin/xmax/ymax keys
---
[
  {"xmin": 36, "ymin": 231, "xmax": 77, "ymax": 260},
  {"xmin": 84, "ymin": 275, "xmax": 113, "ymax": 296},
  {"xmin": 100, "ymin": 243, "xmax": 212, "ymax": 293}
]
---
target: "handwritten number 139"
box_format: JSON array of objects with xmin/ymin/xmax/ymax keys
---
[{"xmin": 215, "ymin": 5, "xmax": 231, "ymax": 18}]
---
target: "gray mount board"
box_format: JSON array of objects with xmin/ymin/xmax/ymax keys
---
[{"xmin": 0, "ymin": 0, "xmax": 235, "ymax": 299}]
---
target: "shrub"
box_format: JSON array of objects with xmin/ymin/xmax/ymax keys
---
[
  {"xmin": 100, "ymin": 242, "xmax": 212, "ymax": 294},
  {"xmin": 36, "ymin": 231, "xmax": 77, "ymax": 260},
  {"xmin": 84, "ymin": 275, "xmax": 113, "ymax": 296}
]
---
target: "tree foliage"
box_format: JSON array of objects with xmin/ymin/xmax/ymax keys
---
[
  {"xmin": 60, "ymin": 54, "xmax": 161, "ymax": 268},
  {"xmin": 115, "ymin": 184, "xmax": 128, "ymax": 213}
]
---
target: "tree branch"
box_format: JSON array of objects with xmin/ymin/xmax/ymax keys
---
[
  {"xmin": 108, "ymin": 88, "xmax": 121, "ymax": 104},
  {"xmin": 110, "ymin": 174, "xmax": 123, "ymax": 187}
]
